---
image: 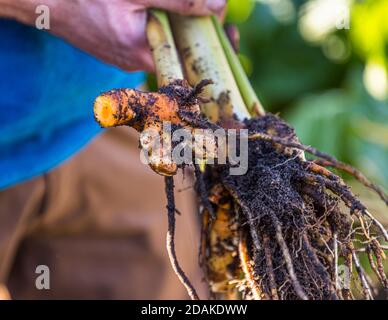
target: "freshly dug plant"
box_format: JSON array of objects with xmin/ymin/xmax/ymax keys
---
[
  {"xmin": 94, "ymin": 79, "xmax": 215, "ymax": 176},
  {"xmin": 93, "ymin": 11, "xmax": 388, "ymax": 300},
  {"xmin": 169, "ymin": 14, "xmax": 388, "ymax": 300},
  {"xmin": 200, "ymin": 114, "xmax": 387, "ymax": 300}
]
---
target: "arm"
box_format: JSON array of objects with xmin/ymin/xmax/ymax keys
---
[
  {"xmin": 0, "ymin": 0, "xmax": 41, "ymax": 23},
  {"xmin": 0, "ymin": 0, "xmax": 225, "ymax": 72}
]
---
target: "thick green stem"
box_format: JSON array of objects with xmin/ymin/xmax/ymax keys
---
[
  {"xmin": 170, "ymin": 14, "xmax": 250, "ymax": 122},
  {"xmin": 211, "ymin": 16, "xmax": 265, "ymax": 116}
]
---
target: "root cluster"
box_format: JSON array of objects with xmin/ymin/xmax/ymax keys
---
[
  {"xmin": 197, "ymin": 114, "xmax": 388, "ymax": 300},
  {"xmin": 94, "ymin": 81, "xmax": 387, "ymax": 300}
]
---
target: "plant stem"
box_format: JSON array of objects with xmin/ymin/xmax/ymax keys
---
[
  {"xmin": 147, "ymin": 9, "xmax": 183, "ymax": 86},
  {"xmin": 211, "ymin": 16, "xmax": 265, "ymax": 116},
  {"xmin": 169, "ymin": 14, "xmax": 250, "ymax": 122}
]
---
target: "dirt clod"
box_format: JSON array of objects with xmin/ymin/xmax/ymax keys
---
[{"xmin": 198, "ymin": 114, "xmax": 387, "ymax": 300}]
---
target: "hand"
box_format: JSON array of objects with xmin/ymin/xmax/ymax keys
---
[{"xmin": 1, "ymin": 0, "xmax": 225, "ymax": 72}]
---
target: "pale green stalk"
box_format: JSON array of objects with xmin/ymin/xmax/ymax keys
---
[
  {"xmin": 147, "ymin": 10, "xmax": 183, "ymax": 86},
  {"xmin": 169, "ymin": 14, "xmax": 251, "ymax": 122},
  {"xmin": 211, "ymin": 16, "xmax": 265, "ymax": 116}
]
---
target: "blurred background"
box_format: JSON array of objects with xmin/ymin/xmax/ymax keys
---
[
  {"xmin": 225, "ymin": 0, "xmax": 388, "ymax": 294},
  {"xmin": 228, "ymin": 0, "xmax": 387, "ymax": 187}
]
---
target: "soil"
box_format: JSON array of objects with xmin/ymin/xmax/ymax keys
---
[{"xmin": 197, "ymin": 114, "xmax": 387, "ymax": 300}]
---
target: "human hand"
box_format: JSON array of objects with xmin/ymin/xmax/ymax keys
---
[{"xmin": 1, "ymin": 0, "xmax": 225, "ymax": 72}]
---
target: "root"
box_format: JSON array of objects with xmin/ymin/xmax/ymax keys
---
[
  {"xmin": 199, "ymin": 185, "xmax": 242, "ymax": 299},
  {"xmin": 271, "ymin": 216, "xmax": 308, "ymax": 300},
  {"xmin": 164, "ymin": 177, "xmax": 199, "ymax": 300},
  {"xmin": 333, "ymin": 233, "xmax": 343, "ymax": 299},
  {"xmin": 368, "ymin": 241, "xmax": 388, "ymax": 289},
  {"xmin": 238, "ymin": 232, "xmax": 262, "ymax": 300},
  {"xmin": 194, "ymin": 165, "xmax": 215, "ymax": 219},
  {"xmin": 366, "ymin": 246, "xmax": 385, "ymax": 289},
  {"xmin": 314, "ymin": 159, "xmax": 388, "ymax": 206},
  {"xmin": 216, "ymin": 114, "xmax": 388, "ymax": 300},
  {"xmin": 351, "ymin": 248, "xmax": 373, "ymax": 300},
  {"xmin": 94, "ymin": 80, "xmax": 215, "ymax": 176},
  {"xmin": 227, "ymin": 188, "xmax": 262, "ymax": 252},
  {"xmin": 248, "ymin": 132, "xmax": 388, "ymax": 205},
  {"xmin": 262, "ymin": 234, "xmax": 279, "ymax": 300},
  {"xmin": 302, "ymin": 233, "xmax": 337, "ymax": 300},
  {"xmin": 342, "ymin": 244, "xmax": 353, "ymax": 300},
  {"xmin": 300, "ymin": 171, "xmax": 388, "ymax": 242},
  {"xmin": 363, "ymin": 210, "xmax": 388, "ymax": 242}
]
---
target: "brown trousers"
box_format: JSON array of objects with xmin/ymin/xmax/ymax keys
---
[{"xmin": 0, "ymin": 128, "xmax": 206, "ymax": 299}]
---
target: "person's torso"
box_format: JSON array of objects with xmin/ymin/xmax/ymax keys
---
[{"xmin": 0, "ymin": 20, "xmax": 144, "ymax": 189}]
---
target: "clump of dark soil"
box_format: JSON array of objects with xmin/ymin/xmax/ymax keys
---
[{"xmin": 198, "ymin": 114, "xmax": 387, "ymax": 300}]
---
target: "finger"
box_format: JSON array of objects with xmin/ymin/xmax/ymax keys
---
[
  {"xmin": 0, "ymin": 284, "xmax": 11, "ymax": 300},
  {"xmin": 133, "ymin": 0, "xmax": 225, "ymax": 17},
  {"xmin": 112, "ymin": 7, "xmax": 155, "ymax": 72},
  {"xmin": 224, "ymin": 24, "xmax": 240, "ymax": 53},
  {"xmin": 135, "ymin": 48, "xmax": 155, "ymax": 73},
  {"xmin": 113, "ymin": 43, "xmax": 155, "ymax": 72}
]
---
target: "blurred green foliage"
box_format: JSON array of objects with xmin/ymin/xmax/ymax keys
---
[
  {"xmin": 227, "ymin": 0, "xmax": 388, "ymax": 189},
  {"xmin": 226, "ymin": 0, "xmax": 255, "ymax": 23},
  {"xmin": 351, "ymin": 0, "xmax": 388, "ymax": 69}
]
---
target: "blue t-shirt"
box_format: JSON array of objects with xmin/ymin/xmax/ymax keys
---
[{"xmin": 0, "ymin": 20, "xmax": 144, "ymax": 190}]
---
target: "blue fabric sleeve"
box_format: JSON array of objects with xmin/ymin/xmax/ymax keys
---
[{"xmin": 0, "ymin": 20, "xmax": 145, "ymax": 190}]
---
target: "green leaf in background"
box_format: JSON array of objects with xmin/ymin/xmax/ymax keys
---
[
  {"xmin": 351, "ymin": 0, "xmax": 388, "ymax": 100},
  {"xmin": 234, "ymin": 0, "xmax": 388, "ymax": 189},
  {"xmin": 226, "ymin": 0, "xmax": 255, "ymax": 23},
  {"xmin": 285, "ymin": 89, "xmax": 352, "ymax": 162},
  {"xmin": 238, "ymin": 3, "xmax": 347, "ymax": 111},
  {"xmin": 351, "ymin": 0, "xmax": 388, "ymax": 63},
  {"xmin": 285, "ymin": 67, "xmax": 388, "ymax": 189}
]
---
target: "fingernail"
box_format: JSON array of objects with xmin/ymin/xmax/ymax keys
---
[{"xmin": 206, "ymin": 0, "xmax": 225, "ymax": 14}]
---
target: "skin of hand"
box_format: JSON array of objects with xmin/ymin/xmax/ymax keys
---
[{"xmin": 0, "ymin": 0, "xmax": 225, "ymax": 72}]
